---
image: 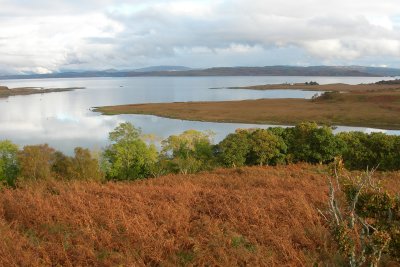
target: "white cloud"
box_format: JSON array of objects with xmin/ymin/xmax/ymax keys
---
[{"xmin": 0, "ymin": 0, "xmax": 400, "ymax": 73}]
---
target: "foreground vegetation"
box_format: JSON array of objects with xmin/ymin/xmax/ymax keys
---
[
  {"xmin": 94, "ymin": 83, "xmax": 400, "ymax": 129},
  {"xmin": 0, "ymin": 164, "xmax": 398, "ymax": 266},
  {"xmin": 1, "ymin": 122, "xmax": 399, "ymax": 265}
]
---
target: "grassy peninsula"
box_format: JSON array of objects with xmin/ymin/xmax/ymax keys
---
[
  {"xmin": 225, "ymin": 81, "xmax": 400, "ymax": 92},
  {"xmin": 94, "ymin": 82, "xmax": 400, "ymax": 130},
  {"xmin": 0, "ymin": 85, "xmax": 85, "ymax": 98}
]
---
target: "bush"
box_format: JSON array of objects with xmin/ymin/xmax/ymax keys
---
[{"xmin": 326, "ymin": 165, "xmax": 400, "ymax": 265}]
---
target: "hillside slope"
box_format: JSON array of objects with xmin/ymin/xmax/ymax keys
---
[
  {"xmin": 2, "ymin": 164, "xmax": 399, "ymax": 266},
  {"xmin": 0, "ymin": 164, "xmax": 337, "ymax": 266}
]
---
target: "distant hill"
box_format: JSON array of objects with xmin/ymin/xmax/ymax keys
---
[
  {"xmin": 1, "ymin": 65, "xmax": 400, "ymax": 80},
  {"xmin": 134, "ymin": 65, "xmax": 193, "ymax": 72}
]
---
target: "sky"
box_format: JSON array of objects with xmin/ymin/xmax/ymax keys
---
[{"xmin": 0, "ymin": 0, "xmax": 400, "ymax": 74}]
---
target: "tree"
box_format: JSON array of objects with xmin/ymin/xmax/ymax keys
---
[
  {"xmin": 71, "ymin": 147, "xmax": 103, "ymax": 181},
  {"xmin": 0, "ymin": 140, "xmax": 19, "ymax": 187},
  {"xmin": 337, "ymin": 132, "xmax": 369, "ymax": 170},
  {"xmin": 247, "ymin": 129, "xmax": 287, "ymax": 166},
  {"xmin": 52, "ymin": 151, "xmax": 74, "ymax": 179},
  {"xmin": 367, "ymin": 133, "xmax": 397, "ymax": 170},
  {"xmin": 338, "ymin": 132, "xmax": 400, "ymax": 171},
  {"xmin": 18, "ymin": 144, "xmax": 55, "ymax": 181},
  {"xmin": 216, "ymin": 130, "xmax": 251, "ymax": 168},
  {"xmin": 103, "ymin": 123, "xmax": 158, "ymax": 180},
  {"xmin": 286, "ymin": 122, "xmax": 344, "ymax": 164},
  {"xmin": 161, "ymin": 130, "xmax": 214, "ymax": 174}
]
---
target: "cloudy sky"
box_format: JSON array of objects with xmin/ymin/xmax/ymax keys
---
[{"xmin": 1, "ymin": 0, "xmax": 400, "ymax": 74}]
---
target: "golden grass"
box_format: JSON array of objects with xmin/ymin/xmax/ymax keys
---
[
  {"xmin": 1, "ymin": 164, "xmax": 399, "ymax": 266},
  {"xmin": 0, "ymin": 164, "xmax": 341, "ymax": 266},
  {"xmin": 94, "ymin": 89, "xmax": 400, "ymax": 130}
]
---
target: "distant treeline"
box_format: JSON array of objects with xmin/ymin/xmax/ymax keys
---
[{"xmin": 1, "ymin": 122, "xmax": 400, "ymax": 187}]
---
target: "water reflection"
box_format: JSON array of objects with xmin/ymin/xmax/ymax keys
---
[{"xmin": 0, "ymin": 76, "xmax": 399, "ymax": 154}]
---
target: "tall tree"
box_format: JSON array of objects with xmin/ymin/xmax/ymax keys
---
[{"xmin": 103, "ymin": 122, "xmax": 158, "ymax": 180}]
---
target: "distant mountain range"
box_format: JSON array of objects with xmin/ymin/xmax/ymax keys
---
[{"xmin": 1, "ymin": 65, "xmax": 400, "ymax": 80}]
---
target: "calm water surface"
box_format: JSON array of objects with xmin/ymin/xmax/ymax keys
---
[{"xmin": 1, "ymin": 76, "xmax": 399, "ymax": 154}]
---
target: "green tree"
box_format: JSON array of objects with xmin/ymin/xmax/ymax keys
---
[
  {"xmin": 337, "ymin": 132, "xmax": 370, "ymax": 170},
  {"xmin": 339, "ymin": 132, "xmax": 400, "ymax": 171},
  {"xmin": 286, "ymin": 122, "xmax": 343, "ymax": 164},
  {"xmin": 103, "ymin": 122, "xmax": 158, "ymax": 180},
  {"xmin": 0, "ymin": 140, "xmax": 19, "ymax": 187},
  {"xmin": 368, "ymin": 132, "xmax": 397, "ymax": 170},
  {"xmin": 216, "ymin": 130, "xmax": 251, "ymax": 168},
  {"xmin": 161, "ymin": 130, "xmax": 214, "ymax": 174},
  {"xmin": 247, "ymin": 129, "xmax": 287, "ymax": 166}
]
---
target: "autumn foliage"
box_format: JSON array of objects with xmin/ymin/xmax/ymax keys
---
[{"xmin": 0, "ymin": 164, "xmax": 339, "ymax": 266}]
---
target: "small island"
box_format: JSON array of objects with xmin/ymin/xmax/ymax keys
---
[
  {"xmin": 94, "ymin": 81, "xmax": 400, "ymax": 130},
  {"xmin": 0, "ymin": 85, "xmax": 85, "ymax": 98}
]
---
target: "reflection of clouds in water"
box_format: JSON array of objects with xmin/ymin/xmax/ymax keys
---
[
  {"xmin": 0, "ymin": 113, "xmax": 123, "ymax": 153},
  {"xmin": 1, "ymin": 116, "xmax": 121, "ymax": 140},
  {"xmin": 364, "ymin": 128, "xmax": 388, "ymax": 134},
  {"xmin": 332, "ymin": 126, "xmax": 399, "ymax": 135},
  {"xmin": 56, "ymin": 113, "xmax": 80, "ymax": 123},
  {"xmin": 1, "ymin": 76, "xmax": 399, "ymax": 155}
]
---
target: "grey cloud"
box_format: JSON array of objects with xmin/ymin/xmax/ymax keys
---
[
  {"xmin": 1, "ymin": 0, "xmax": 400, "ymax": 73},
  {"xmin": 104, "ymin": 3, "xmax": 400, "ymax": 62}
]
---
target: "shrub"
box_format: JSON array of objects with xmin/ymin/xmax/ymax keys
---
[{"xmin": 326, "ymin": 164, "xmax": 400, "ymax": 265}]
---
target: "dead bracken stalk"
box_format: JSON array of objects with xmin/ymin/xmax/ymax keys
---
[{"xmin": 325, "ymin": 161, "xmax": 391, "ymax": 267}]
